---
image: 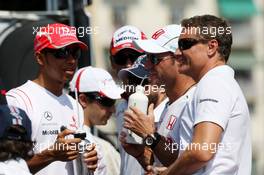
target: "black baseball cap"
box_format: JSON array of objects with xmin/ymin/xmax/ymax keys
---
[{"xmin": 118, "ymin": 54, "xmax": 150, "ymax": 80}]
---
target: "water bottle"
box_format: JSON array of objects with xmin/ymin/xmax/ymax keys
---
[{"xmin": 126, "ymin": 85, "xmax": 149, "ymax": 144}]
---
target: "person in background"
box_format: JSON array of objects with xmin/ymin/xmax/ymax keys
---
[
  {"xmin": 6, "ymin": 23, "xmax": 98, "ymax": 175},
  {"xmin": 0, "ymin": 105, "xmax": 33, "ymax": 175},
  {"xmin": 109, "ymin": 25, "xmax": 147, "ymax": 175},
  {"xmin": 110, "ymin": 25, "xmax": 147, "ymax": 75},
  {"xmin": 70, "ymin": 66, "xmax": 124, "ymax": 175}
]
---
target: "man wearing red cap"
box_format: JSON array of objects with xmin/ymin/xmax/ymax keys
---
[
  {"xmin": 110, "ymin": 25, "xmax": 147, "ymax": 75},
  {"xmin": 6, "ymin": 23, "xmax": 98, "ymax": 175},
  {"xmin": 109, "ymin": 25, "xmax": 147, "ymax": 175}
]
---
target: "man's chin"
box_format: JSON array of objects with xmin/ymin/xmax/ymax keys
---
[{"xmin": 64, "ymin": 74, "xmax": 74, "ymax": 82}]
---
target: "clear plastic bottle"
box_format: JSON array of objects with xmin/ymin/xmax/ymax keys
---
[{"xmin": 126, "ymin": 85, "xmax": 149, "ymax": 144}]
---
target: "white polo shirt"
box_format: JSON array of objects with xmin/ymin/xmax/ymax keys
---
[
  {"xmin": 0, "ymin": 158, "xmax": 32, "ymax": 175},
  {"xmin": 154, "ymin": 97, "xmax": 169, "ymax": 123},
  {"xmin": 157, "ymin": 87, "xmax": 195, "ymax": 144},
  {"xmin": 155, "ymin": 87, "xmax": 196, "ymax": 167},
  {"xmin": 6, "ymin": 80, "xmax": 84, "ymax": 175},
  {"xmin": 190, "ymin": 65, "xmax": 251, "ymax": 175}
]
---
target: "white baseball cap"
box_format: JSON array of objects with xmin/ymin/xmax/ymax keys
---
[
  {"xmin": 70, "ymin": 66, "xmax": 124, "ymax": 99},
  {"xmin": 133, "ymin": 24, "xmax": 182, "ymax": 54},
  {"xmin": 110, "ymin": 25, "xmax": 147, "ymax": 56}
]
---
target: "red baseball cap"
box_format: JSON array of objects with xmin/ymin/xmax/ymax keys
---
[
  {"xmin": 34, "ymin": 23, "xmax": 88, "ymax": 53},
  {"xmin": 110, "ymin": 25, "xmax": 147, "ymax": 56}
]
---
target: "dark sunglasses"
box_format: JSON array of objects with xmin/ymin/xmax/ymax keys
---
[
  {"xmin": 178, "ymin": 38, "xmax": 208, "ymax": 51},
  {"xmin": 147, "ymin": 53, "xmax": 174, "ymax": 65},
  {"xmin": 43, "ymin": 47, "xmax": 81, "ymax": 60},
  {"xmin": 112, "ymin": 50, "xmax": 142, "ymax": 65},
  {"xmin": 147, "ymin": 54, "xmax": 164, "ymax": 65},
  {"xmin": 85, "ymin": 92, "xmax": 116, "ymax": 108}
]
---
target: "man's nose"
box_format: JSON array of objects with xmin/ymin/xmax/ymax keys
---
[
  {"xmin": 175, "ymin": 48, "xmax": 182, "ymax": 56},
  {"xmin": 66, "ymin": 55, "xmax": 78, "ymax": 64},
  {"xmin": 125, "ymin": 58, "xmax": 133, "ymax": 68}
]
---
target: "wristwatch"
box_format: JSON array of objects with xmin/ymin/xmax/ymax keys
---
[{"xmin": 144, "ymin": 132, "xmax": 161, "ymax": 149}]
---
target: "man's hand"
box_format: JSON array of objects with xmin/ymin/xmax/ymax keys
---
[
  {"xmin": 119, "ymin": 131, "xmax": 145, "ymax": 157},
  {"xmin": 83, "ymin": 144, "xmax": 98, "ymax": 171},
  {"xmin": 123, "ymin": 103, "xmax": 155, "ymax": 138},
  {"xmin": 49, "ymin": 129, "xmax": 81, "ymax": 161},
  {"xmin": 145, "ymin": 165, "xmax": 167, "ymax": 175},
  {"xmin": 120, "ymin": 131, "xmax": 153, "ymax": 170},
  {"xmin": 27, "ymin": 128, "xmax": 81, "ymax": 174}
]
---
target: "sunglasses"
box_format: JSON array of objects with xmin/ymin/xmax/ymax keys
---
[
  {"xmin": 178, "ymin": 38, "xmax": 208, "ymax": 51},
  {"xmin": 112, "ymin": 50, "xmax": 142, "ymax": 65},
  {"xmin": 85, "ymin": 92, "xmax": 116, "ymax": 108},
  {"xmin": 43, "ymin": 47, "xmax": 81, "ymax": 60},
  {"xmin": 147, "ymin": 53, "xmax": 174, "ymax": 65}
]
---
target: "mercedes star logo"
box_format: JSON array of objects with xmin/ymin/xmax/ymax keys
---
[{"xmin": 44, "ymin": 111, "xmax": 53, "ymax": 121}]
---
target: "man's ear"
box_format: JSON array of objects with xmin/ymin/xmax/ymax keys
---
[
  {"xmin": 207, "ymin": 39, "xmax": 218, "ymax": 58},
  {"xmin": 35, "ymin": 52, "xmax": 45, "ymax": 66},
  {"xmin": 78, "ymin": 93, "xmax": 88, "ymax": 108}
]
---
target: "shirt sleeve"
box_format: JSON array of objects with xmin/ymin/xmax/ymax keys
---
[
  {"xmin": 194, "ymin": 77, "xmax": 234, "ymax": 130},
  {"xmin": 6, "ymin": 89, "xmax": 30, "ymax": 115}
]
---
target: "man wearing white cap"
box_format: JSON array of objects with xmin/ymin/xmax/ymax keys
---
[
  {"xmin": 120, "ymin": 25, "xmax": 196, "ymax": 172},
  {"xmin": 70, "ymin": 66, "xmax": 124, "ymax": 175}
]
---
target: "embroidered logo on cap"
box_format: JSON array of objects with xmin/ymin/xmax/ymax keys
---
[{"xmin": 152, "ymin": 29, "xmax": 165, "ymax": 40}]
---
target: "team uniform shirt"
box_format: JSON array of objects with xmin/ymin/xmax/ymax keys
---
[
  {"xmin": 155, "ymin": 87, "xmax": 196, "ymax": 166},
  {"xmin": 0, "ymin": 158, "xmax": 32, "ymax": 175},
  {"xmin": 154, "ymin": 97, "xmax": 169, "ymax": 123},
  {"xmin": 93, "ymin": 136, "xmax": 121, "ymax": 175},
  {"xmin": 115, "ymin": 99, "xmax": 145, "ymax": 175},
  {"xmin": 83, "ymin": 125, "xmax": 112, "ymax": 175},
  {"xmin": 190, "ymin": 65, "xmax": 251, "ymax": 175},
  {"xmin": 6, "ymin": 80, "xmax": 84, "ymax": 175}
]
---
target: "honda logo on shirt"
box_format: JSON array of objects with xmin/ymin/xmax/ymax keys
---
[{"xmin": 166, "ymin": 115, "xmax": 177, "ymax": 130}]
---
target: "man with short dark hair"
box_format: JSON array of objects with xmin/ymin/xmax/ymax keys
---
[
  {"xmin": 6, "ymin": 23, "xmax": 98, "ymax": 175},
  {"xmin": 162, "ymin": 14, "xmax": 251, "ymax": 175}
]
